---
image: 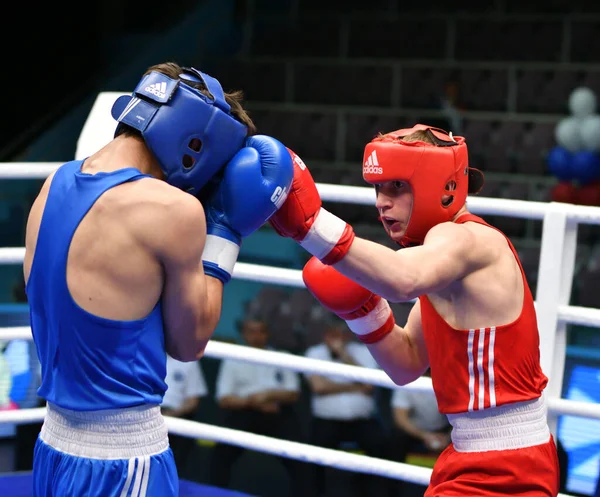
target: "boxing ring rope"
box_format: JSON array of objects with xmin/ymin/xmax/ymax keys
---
[
  {"xmin": 0, "ymin": 163, "xmax": 598, "ymax": 497},
  {"xmin": 1, "ymin": 247, "xmax": 600, "ymax": 330},
  {"xmin": 5, "ymin": 162, "xmax": 600, "ymax": 221},
  {"xmin": 0, "ymin": 325, "xmax": 599, "ymax": 423}
]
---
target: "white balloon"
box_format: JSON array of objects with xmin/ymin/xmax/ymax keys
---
[
  {"xmin": 555, "ymin": 116, "xmax": 582, "ymax": 152},
  {"xmin": 580, "ymin": 114, "xmax": 600, "ymax": 152},
  {"xmin": 568, "ymin": 87, "xmax": 597, "ymax": 118}
]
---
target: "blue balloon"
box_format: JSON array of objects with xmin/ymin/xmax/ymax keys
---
[
  {"xmin": 547, "ymin": 146, "xmax": 574, "ymax": 181},
  {"xmin": 572, "ymin": 151, "xmax": 600, "ymax": 185}
]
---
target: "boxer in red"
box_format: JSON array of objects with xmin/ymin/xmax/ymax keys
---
[{"xmin": 269, "ymin": 125, "xmax": 560, "ymax": 496}]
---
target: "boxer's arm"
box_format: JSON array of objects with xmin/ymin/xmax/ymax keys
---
[
  {"xmin": 157, "ymin": 195, "xmax": 223, "ymax": 362},
  {"xmin": 334, "ymin": 223, "xmax": 490, "ymax": 302},
  {"xmin": 366, "ymin": 300, "xmax": 429, "ymax": 386}
]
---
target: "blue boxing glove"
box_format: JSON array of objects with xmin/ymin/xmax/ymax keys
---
[{"xmin": 201, "ymin": 135, "xmax": 294, "ymax": 284}]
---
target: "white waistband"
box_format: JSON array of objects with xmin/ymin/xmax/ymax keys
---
[
  {"xmin": 447, "ymin": 396, "xmax": 550, "ymax": 452},
  {"xmin": 40, "ymin": 403, "xmax": 169, "ymax": 459}
]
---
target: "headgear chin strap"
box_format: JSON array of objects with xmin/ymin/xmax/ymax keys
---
[
  {"xmin": 111, "ymin": 67, "xmax": 248, "ymax": 195},
  {"xmin": 362, "ymin": 124, "xmax": 484, "ymax": 247}
]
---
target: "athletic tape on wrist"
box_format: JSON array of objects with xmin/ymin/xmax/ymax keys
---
[
  {"xmin": 201, "ymin": 235, "xmax": 240, "ymax": 278},
  {"xmin": 299, "ymin": 208, "xmax": 347, "ymax": 261},
  {"xmin": 345, "ymin": 298, "xmax": 395, "ymax": 343}
]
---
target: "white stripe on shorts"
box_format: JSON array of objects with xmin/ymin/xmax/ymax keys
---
[
  {"xmin": 130, "ymin": 457, "xmax": 145, "ymax": 497},
  {"xmin": 139, "ymin": 455, "xmax": 151, "ymax": 497},
  {"xmin": 119, "ymin": 458, "xmax": 136, "ymax": 497},
  {"xmin": 119, "ymin": 456, "xmax": 151, "ymax": 497}
]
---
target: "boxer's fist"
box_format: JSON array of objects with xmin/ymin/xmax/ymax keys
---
[
  {"xmin": 269, "ymin": 150, "xmax": 355, "ymax": 265},
  {"xmin": 302, "ymin": 256, "xmax": 395, "ymax": 344},
  {"xmin": 268, "ymin": 151, "xmax": 321, "ymax": 241},
  {"xmin": 202, "ymin": 136, "xmax": 294, "ymax": 284}
]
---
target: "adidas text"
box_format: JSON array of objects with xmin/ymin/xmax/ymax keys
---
[{"xmin": 363, "ymin": 166, "xmax": 383, "ymax": 174}]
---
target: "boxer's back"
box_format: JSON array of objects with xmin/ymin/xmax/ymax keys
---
[{"xmin": 24, "ymin": 159, "xmax": 171, "ymax": 411}]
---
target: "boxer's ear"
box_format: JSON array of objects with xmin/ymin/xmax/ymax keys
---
[{"xmin": 468, "ymin": 168, "xmax": 485, "ymax": 195}]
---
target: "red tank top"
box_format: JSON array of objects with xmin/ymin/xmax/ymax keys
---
[{"xmin": 419, "ymin": 214, "xmax": 548, "ymax": 415}]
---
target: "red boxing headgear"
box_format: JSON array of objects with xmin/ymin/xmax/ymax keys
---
[{"xmin": 362, "ymin": 124, "xmax": 484, "ymax": 247}]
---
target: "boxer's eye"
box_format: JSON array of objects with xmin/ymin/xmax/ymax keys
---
[{"xmin": 393, "ymin": 181, "xmax": 406, "ymax": 189}]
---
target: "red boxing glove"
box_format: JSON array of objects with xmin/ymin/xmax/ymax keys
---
[
  {"xmin": 302, "ymin": 256, "xmax": 396, "ymax": 344},
  {"xmin": 269, "ymin": 149, "xmax": 355, "ymax": 265}
]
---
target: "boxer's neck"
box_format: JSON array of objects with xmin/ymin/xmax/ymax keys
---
[{"xmin": 82, "ymin": 135, "xmax": 164, "ymax": 180}]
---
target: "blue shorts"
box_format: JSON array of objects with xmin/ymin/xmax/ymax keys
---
[{"xmin": 33, "ymin": 437, "xmax": 179, "ymax": 497}]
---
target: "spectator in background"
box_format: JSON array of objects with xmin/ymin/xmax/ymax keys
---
[
  {"xmin": 0, "ymin": 342, "xmax": 16, "ymax": 410},
  {"xmin": 209, "ymin": 318, "xmax": 308, "ymax": 497},
  {"xmin": 390, "ymin": 369, "xmax": 451, "ymax": 462},
  {"xmin": 389, "ymin": 369, "xmax": 450, "ymax": 494},
  {"xmin": 304, "ymin": 321, "xmax": 390, "ymax": 497},
  {"xmin": 160, "ymin": 354, "xmax": 208, "ymax": 474},
  {"xmin": 439, "ymin": 79, "xmax": 464, "ymax": 135}
]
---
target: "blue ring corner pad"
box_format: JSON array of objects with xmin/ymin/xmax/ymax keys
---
[{"xmin": 0, "ymin": 472, "xmax": 256, "ymax": 497}]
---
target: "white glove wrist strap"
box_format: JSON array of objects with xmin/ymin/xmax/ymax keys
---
[
  {"xmin": 346, "ymin": 299, "xmax": 392, "ymax": 336},
  {"xmin": 299, "ymin": 208, "xmax": 347, "ymax": 260},
  {"xmin": 202, "ymin": 235, "xmax": 240, "ymax": 276}
]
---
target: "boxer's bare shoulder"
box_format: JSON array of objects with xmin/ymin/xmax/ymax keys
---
[
  {"xmin": 98, "ymin": 176, "xmax": 203, "ymax": 224},
  {"xmin": 421, "ymin": 215, "xmax": 514, "ymax": 257},
  {"xmin": 95, "ymin": 177, "xmax": 207, "ymax": 258}
]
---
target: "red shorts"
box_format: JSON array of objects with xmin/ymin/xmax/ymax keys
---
[{"xmin": 425, "ymin": 436, "xmax": 560, "ymax": 497}]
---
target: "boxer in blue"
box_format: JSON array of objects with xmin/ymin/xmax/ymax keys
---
[{"xmin": 22, "ymin": 61, "xmax": 294, "ymax": 497}]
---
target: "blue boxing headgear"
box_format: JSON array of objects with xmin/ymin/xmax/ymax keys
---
[{"xmin": 111, "ymin": 67, "xmax": 248, "ymax": 195}]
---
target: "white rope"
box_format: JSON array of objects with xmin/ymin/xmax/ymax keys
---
[
  {"xmin": 1, "ymin": 325, "xmax": 599, "ymax": 422},
  {"xmin": 206, "ymin": 340, "xmax": 432, "ymax": 391},
  {"xmin": 0, "ymin": 407, "xmax": 46, "ymax": 425},
  {"xmin": 167, "ymin": 418, "xmax": 573, "ymax": 497},
  {"xmin": 166, "ymin": 417, "xmax": 432, "ymax": 485},
  {"xmin": 0, "ymin": 248, "xmax": 27, "ymax": 265},
  {"xmin": 557, "ymin": 304, "xmax": 600, "ymax": 328},
  {"xmin": 0, "ymin": 163, "xmax": 61, "ymax": 179},
  {"xmin": 233, "ymin": 262, "xmax": 304, "ymax": 288},
  {"xmin": 0, "ymin": 326, "xmax": 429, "ymax": 392},
  {"xmin": 4, "ymin": 249, "xmax": 600, "ymax": 330},
  {"xmin": 2, "ymin": 161, "xmax": 600, "ymax": 223}
]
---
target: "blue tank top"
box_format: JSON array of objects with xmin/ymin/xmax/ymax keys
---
[{"xmin": 26, "ymin": 160, "xmax": 167, "ymax": 411}]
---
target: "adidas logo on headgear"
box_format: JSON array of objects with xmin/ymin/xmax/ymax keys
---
[
  {"xmin": 144, "ymin": 82, "xmax": 167, "ymax": 99},
  {"xmin": 363, "ymin": 150, "xmax": 383, "ymax": 174}
]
